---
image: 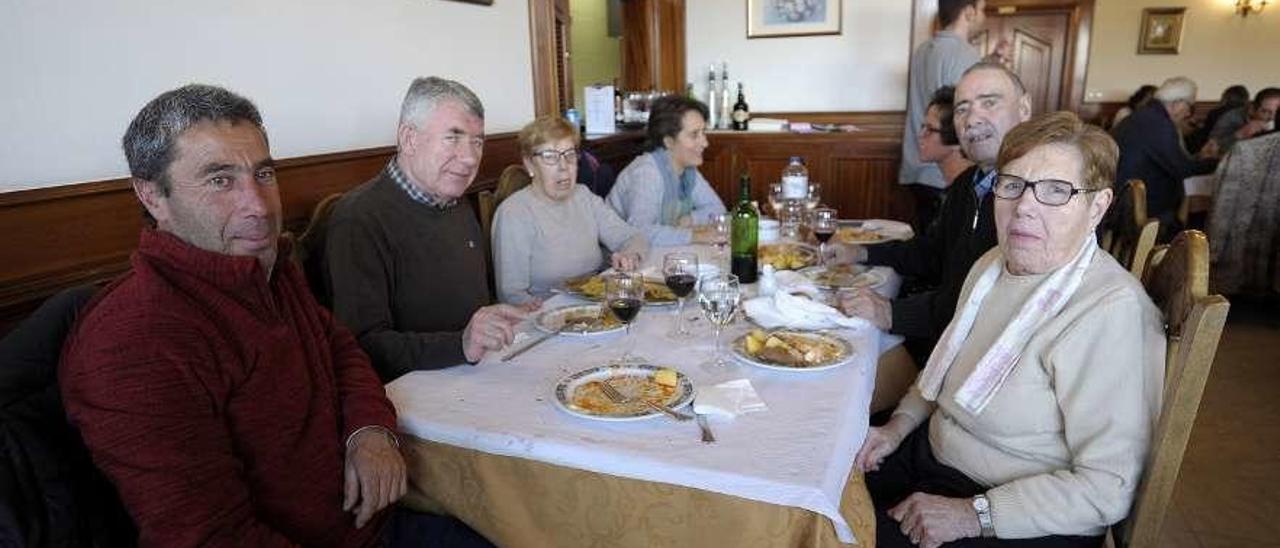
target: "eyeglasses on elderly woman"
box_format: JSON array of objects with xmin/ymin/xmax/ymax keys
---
[
  {"xmin": 528, "ymin": 148, "xmax": 579, "ymax": 166},
  {"xmin": 994, "ymin": 173, "xmax": 1100, "ymax": 206}
]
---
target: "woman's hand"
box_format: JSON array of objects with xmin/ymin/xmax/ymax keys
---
[
  {"xmin": 854, "ymin": 426, "xmax": 903, "ymax": 472},
  {"xmin": 888, "ymin": 493, "xmax": 982, "ymax": 548},
  {"xmin": 611, "ymin": 252, "xmax": 641, "ymax": 272}
]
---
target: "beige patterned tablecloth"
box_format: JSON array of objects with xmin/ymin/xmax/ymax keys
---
[{"xmin": 399, "ymin": 436, "xmax": 876, "ymax": 547}]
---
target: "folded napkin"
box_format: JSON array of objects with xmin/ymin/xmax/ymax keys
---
[
  {"xmin": 743, "ymin": 290, "xmax": 871, "ymax": 331},
  {"xmin": 693, "ymin": 379, "xmax": 769, "ymax": 419}
]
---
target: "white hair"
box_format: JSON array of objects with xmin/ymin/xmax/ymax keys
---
[
  {"xmin": 398, "ymin": 76, "xmax": 484, "ymax": 130},
  {"xmin": 1154, "ymin": 76, "xmax": 1198, "ymax": 106}
]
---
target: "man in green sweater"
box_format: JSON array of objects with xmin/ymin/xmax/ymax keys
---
[{"xmin": 324, "ymin": 77, "xmax": 529, "ymax": 381}]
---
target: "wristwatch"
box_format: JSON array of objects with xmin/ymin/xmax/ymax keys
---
[{"xmin": 972, "ymin": 494, "xmax": 995, "ymax": 538}]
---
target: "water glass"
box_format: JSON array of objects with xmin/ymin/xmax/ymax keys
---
[{"xmin": 698, "ymin": 273, "xmax": 741, "ymax": 371}]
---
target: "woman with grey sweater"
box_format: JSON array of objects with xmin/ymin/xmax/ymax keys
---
[{"xmin": 493, "ymin": 116, "xmax": 649, "ymax": 305}]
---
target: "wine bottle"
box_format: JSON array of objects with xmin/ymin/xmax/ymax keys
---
[
  {"xmin": 731, "ymin": 173, "xmax": 759, "ymax": 284},
  {"xmin": 732, "ymin": 83, "xmax": 750, "ymax": 131}
]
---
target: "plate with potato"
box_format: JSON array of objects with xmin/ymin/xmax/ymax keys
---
[
  {"xmin": 554, "ymin": 364, "xmax": 694, "ymax": 420},
  {"xmin": 758, "ymin": 243, "xmax": 819, "ymax": 271},
  {"xmin": 733, "ymin": 329, "xmax": 854, "ymax": 371},
  {"xmin": 535, "ymin": 304, "xmax": 625, "ymax": 336}
]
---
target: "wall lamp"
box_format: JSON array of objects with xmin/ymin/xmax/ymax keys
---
[{"xmin": 1237, "ymin": 0, "xmax": 1268, "ymax": 17}]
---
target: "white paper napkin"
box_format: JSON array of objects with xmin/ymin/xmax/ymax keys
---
[
  {"xmin": 693, "ymin": 379, "xmax": 769, "ymax": 419},
  {"xmin": 743, "ymin": 290, "xmax": 871, "ymax": 331}
]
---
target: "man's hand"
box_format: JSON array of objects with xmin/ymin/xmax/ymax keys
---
[
  {"xmin": 343, "ymin": 428, "xmax": 407, "ymax": 529},
  {"xmin": 888, "ymin": 493, "xmax": 983, "ymax": 548},
  {"xmin": 611, "ymin": 251, "xmax": 642, "ymax": 272},
  {"xmin": 462, "ymin": 304, "xmax": 530, "ymax": 362},
  {"xmin": 838, "ymin": 288, "xmax": 891, "ymax": 330}
]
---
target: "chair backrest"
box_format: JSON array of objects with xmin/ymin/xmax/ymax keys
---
[
  {"xmin": 1106, "ymin": 179, "xmax": 1159, "ymax": 277},
  {"xmin": 495, "ymin": 164, "xmax": 531, "ymax": 205},
  {"xmin": 295, "ymin": 192, "xmax": 345, "ymax": 304},
  {"xmin": 1119, "ymin": 230, "xmax": 1229, "ymax": 548}
]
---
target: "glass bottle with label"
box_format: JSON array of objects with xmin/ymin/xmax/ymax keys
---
[
  {"xmin": 732, "ymin": 83, "xmax": 750, "ymax": 131},
  {"xmin": 731, "ymin": 173, "xmax": 759, "ymax": 284}
]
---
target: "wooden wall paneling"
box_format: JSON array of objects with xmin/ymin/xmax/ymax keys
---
[
  {"xmin": 528, "ymin": 0, "xmax": 560, "ymax": 116},
  {"xmin": 0, "ymin": 135, "xmax": 519, "ymax": 333}
]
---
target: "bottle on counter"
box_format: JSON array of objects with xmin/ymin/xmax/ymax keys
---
[
  {"xmin": 613, "ymin": 79, "xmax": 624, "ymax": 125},
  {"xmin": 732, "ymin": 82, "xmax": 750, "ymax": 131},
  {"xmin": 781, "ymin": 156, "xmax": 809, "ymax": 200},
  {"xmin": 718, "ymin": 62, "xmax": 731, "ymax": 130},
  {"xmin": 731, "ymin": 173, "xmax": 760, "ymax": 284},
  {"xmin": 705, "ymin": 64, "xmax": 719, "ymax": 130}
]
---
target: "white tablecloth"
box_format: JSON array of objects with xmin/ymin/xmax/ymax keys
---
[{"xmin": 387, "ymin": 243, "xmax": 902, "ymax": 544}]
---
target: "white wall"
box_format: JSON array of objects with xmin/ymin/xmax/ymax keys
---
[
  {"xmin": 0, "ymin": 0, "xmax": 534, "ymax": 192},
  {"xmin": 685, "ymin": 0, "xmax": 912, "ymax": 113},
  {"xmin": 1085, "ymin": 0, "xmax": 1280, "ymax": 102}
]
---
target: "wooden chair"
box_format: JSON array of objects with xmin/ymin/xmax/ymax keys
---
[
  {"xmin": 295, "ymin": 192, "xmax": 345, "ymax": 304},
  {"xmin": 1103, "ymin": 179, "xmax": 1160, "ymax": 278},
  {"xmin": 1113, "ymin": 230, "xmax": 1230, "ymax": 547},
  {"xmin": 495, "ymin": 164, "xmax": 532, "ymax": 204}
]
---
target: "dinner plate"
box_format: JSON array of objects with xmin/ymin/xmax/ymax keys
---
[
  {"xmin": 561, "ymin": 274, "xmax": 679, "ymax": 306},
  {"xmin": 758, "ymin": 242, "xmax": 820, "ymax": 271},
  {"xmin": 731, "ymin": 331, "xmax": 855, "ymax": 372},
  {"xmin": 553, "ymin": 364, "xmax": 695, "ymax": 421},
  {"xmin": 835, "ymin": 219, "xmax": 914, "ymax": 245},
  {"xmin": 534, "ymin": 304, "xmax": 626, "ymax": 336},
  {"xmin": 799, "ymin": 265, "xmax": 888, "ymax": 290}
]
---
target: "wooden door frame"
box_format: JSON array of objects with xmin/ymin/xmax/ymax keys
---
[
  {"xmin": 909, "ymin": 0, "xmax": 1094, "ymax": 113},
  {"xmin": 529, "ymin": 0, "xmax": 558, "ymax": 117}
]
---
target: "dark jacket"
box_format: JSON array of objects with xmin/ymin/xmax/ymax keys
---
[
  {"xmin": 0, "ymin": 286, "xmax": 135, "ymax": 548},
  {"xmin": 866, "ymin": 165, "xmax": 998, "ymax": 359},
  {"xmin": 1114, "ymin": 103, "xmax": 1218, "ymax": 221}
]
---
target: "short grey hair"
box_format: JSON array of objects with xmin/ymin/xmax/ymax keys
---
[
  {"xmin": 122, "ymin": 84, "xmax": 266, "ymax": 196},
  {"xmin": 1154, "ymin": 76, "xmax": 1198, "ymax": 106},
  {"xmin": 398, "ymin": 76, "xmax": 485, "ymax": 130},
  {"xmin": 961, "ymin": 61, "xmax": 1027, "ymax": 96}
]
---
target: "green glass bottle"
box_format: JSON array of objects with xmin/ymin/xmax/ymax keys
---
[{"xmin": 731, "ymin": 173, "xmax": 759, "ymax": 284}]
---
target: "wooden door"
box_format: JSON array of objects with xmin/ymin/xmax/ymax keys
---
[
  {"xmin": 972, "ymin": 11, "xmax": 1069, "ymax": 114},
  {"xmin": 620, "ymin": 0, "xmax": 686, "ymax": 92}
]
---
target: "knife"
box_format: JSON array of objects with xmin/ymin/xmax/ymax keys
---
[{"xmin": 501, "ymin": 328, "xmax": 561, "ymax": 362}]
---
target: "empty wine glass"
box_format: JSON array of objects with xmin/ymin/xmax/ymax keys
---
[
  {"xmin": 711, "ymin": 212, "xmax": 732, "ymax": 265},
  {"xmin": 767, "ymin": 182, "xmax": 785, "ymax": 217},
  {"xmin": 605, "ymin": 271, "xmax": 646, "ymax": 364},
  {"xmin": 805, "ymin": 182, "xmax": 823, "ymax": 211},
  {"xmin": 698, "ymin": 273, "xmax": 741, "ymax": 371},
  {"xmin": 812, "ymin": 207, "xmax": 838, "ymax": 266},
  {"xmin": 662, "ymin": 252, "xmax": 699, "ymax": 339}
]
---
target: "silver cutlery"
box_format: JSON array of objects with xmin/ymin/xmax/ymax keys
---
[
  {"xmin": 599, "ymin": 380, "xmax": 693, "ymax": 422},
  {"xmin": 696, "ymin": 413, "xmax": 716, "ymax": 443},
  {"xmin": 500, "ymin": 328, "xmax": 560, "ymax": 362}
]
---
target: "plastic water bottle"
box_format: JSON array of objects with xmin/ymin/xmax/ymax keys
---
[
  {"xmin": 564, "ymin": 108, "xmax": 582, "ymax": 130},
  {"xmin": 781, "ymin": 157, "xmax": 809, "ymax": 200}
]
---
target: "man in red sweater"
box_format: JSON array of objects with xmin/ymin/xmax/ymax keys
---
[{"xmin": 59, "ymin": 84, "xmax": 484, "ymax": 547}]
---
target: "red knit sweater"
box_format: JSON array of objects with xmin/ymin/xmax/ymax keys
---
[{"xmin": 60, "ymin": 229, "xmax": 398, "ymax": 547}]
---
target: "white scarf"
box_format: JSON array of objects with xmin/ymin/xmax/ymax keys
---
[{"xmin": 916, "ymin": 236, "xmax": 1098, "ymax": 415}]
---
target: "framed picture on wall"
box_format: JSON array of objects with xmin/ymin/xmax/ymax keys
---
[
  {"xmin": 443, "ymin": 0, "xmax": 493, "ymax": 5},
  {"xmin": 1137, "ymin": 7, "xmax": 1185, "ymax": 54},
  {"xmin": 747, "ymin": 0, "xmax": 842, "ymax": 38}
]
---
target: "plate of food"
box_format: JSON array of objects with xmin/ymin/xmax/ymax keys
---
[
  {"xmin": 535, "ymin": 304, "xmax": 624, "ymax": 336},
  {"xmin": 733, "ymin": 329, "xmax": 854, "ymax": 371},
  {"xmin": 835, "ymin": 220, "xmax": 913, "ymax": 245},
  {"xmin": 758, "ymin": 243, "xmax": 819, "ymax": 271},
  {"xmin": 800, "ymin": 265, "xmax": 887, "ymax": 290},
  {"xmin": 554, "ymin": 364, "xmax": 694, "ymax": 421},
  {"xmin": 563, "ymin": 274, "xmax": 679, "ymax": 306}
]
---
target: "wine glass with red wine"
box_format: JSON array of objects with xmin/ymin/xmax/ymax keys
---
[
  {"xmin": 605, "ymin": 271, "xmax": 646, "ymax": 364},
  {"xmin": 812, "ymin": 207, "xmax": 838, "ymax": 266},
  {"xmin": 662, "ymin": 252, "xmax": 699, "ymax": 339}
]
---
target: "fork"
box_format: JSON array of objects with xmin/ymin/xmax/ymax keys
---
[{"xmin": 599, "ymin": 380, "xmax": 693, "ymax": 421}]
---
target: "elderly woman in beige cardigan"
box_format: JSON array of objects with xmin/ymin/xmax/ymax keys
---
[{"xmin": 855, "ymin": 112, "xmax": 1166, "ymax": 548}]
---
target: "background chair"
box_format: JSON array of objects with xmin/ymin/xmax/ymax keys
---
[
  {"xmin": 0, "ymin": 286, "xmax": 136, "ymax": 547},
  {"xmin": 295, "ymin": 192, "xmax": 345, "ymax": 306},
  {"xmin": 1103, "ymin": 179, "xmax": 1160, "ymax": 278},
  {"xmin": 1113, "ymin": 230, "xmax": 1229, "ymax": 548}
]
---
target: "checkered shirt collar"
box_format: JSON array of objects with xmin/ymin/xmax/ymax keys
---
[{"xmin": 386, "ymin": 158, "xmax": 458, "ymax": 209}]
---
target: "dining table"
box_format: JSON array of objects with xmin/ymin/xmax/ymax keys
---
[{"xmin": 385, "ymin": 228, "xmax": 913, "ymax": 547}]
